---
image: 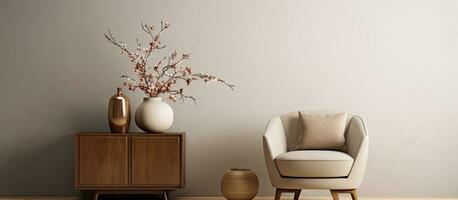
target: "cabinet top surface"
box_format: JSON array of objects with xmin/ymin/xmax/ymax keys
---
[{"xmin": 77, "ymin": 132, "xmax": 185, "ymax": 136}]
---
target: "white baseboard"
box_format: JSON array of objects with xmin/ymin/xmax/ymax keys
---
[{"xmin": 0, "ymin": 197, "xmax": 457, "ymax": 200}]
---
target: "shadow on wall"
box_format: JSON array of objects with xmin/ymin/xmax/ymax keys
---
[
  {"xmin": 173, "ymin": 122, "xmax": 274, "ymax": 197},
  {"xmin": 0, "ymin": 106, "xmax": 107, "ymax": 196},
  {"xmin": 0, "ymin": 133, "xmax": 76, "ymax": 196}
]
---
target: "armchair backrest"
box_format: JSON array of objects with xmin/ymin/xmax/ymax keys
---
[{"xmin": 279, "ymin": 110, "xmax": 354, "ymax": 151}]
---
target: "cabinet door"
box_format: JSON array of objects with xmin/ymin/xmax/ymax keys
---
[
  {"xmin": 76, "ymin": 135, "xmax": 128, "ymax": 187},
  {"xmin": 131, "ymin": 136, "xmax": 182, "ymax": 187}
]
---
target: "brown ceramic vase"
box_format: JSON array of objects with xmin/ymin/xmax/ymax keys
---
[
  {"xmin": 221, "ymin": 168, "xmax": 259, "ymax": 200},
  {"xmin": 108, "ymin": 87, "xmax": 131, "ymax": 133}
]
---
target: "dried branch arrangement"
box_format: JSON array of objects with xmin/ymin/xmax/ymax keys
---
[{"xmin": 104, "ymin": 20, "xmax": 234, "ymax": 103}]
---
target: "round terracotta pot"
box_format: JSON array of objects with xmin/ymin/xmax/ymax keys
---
[{"xmin": 221, "ymin": 168, "xmax": 259, "ymax": 200}]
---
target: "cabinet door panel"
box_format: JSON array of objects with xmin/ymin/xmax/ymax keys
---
[
  {"xmin": 77, "ymin": 136, "xmax": 128, "ymax": 187},
  {"xmin": 131, "ymin": 136, "xmax": 182, "ymax": 186}
]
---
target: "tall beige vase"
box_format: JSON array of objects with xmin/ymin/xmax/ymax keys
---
[{"xmin": 221, "ymin": 168, "xmax": 259, "ymax": 200}]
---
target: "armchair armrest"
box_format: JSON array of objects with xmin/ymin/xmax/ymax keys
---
[
  {"xmin": 263, "ymin": 117, "xmax": 288, "ymax": 160},
  {"xmin": 346, "ymin": 116, "xmax": 369, "ymax": 158},
  {"xmin": 345, "ymin": 115, "xmax": 369, "ymax": 186}
]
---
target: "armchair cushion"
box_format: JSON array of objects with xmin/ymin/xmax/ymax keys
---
[
  {"xmin": 275, "ymin": 150, "xmax": 354, "ymax": 178},
  {"xmin": 296, "ymin": 111, "xmax": 348, "ymax": 150}
]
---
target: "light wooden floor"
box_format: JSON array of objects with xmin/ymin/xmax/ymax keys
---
[{"xmin": 0, "ymin": 197, "xmax": 457, "ymax": 200}]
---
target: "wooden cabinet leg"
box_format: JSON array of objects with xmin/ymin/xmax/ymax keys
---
[
  {"xmin": 330, "ymin": 190, "xmax": 340, "ymax": 200},
  {"xmin": 293, "ymin": 189, "xmax": 301, "ymax": 200},
  {"xmin": 162, "ymin": 190, "xmax": 169, "ymax": 200},
  {"xmin": 274, "ymin": 188, "xmax": 282, "ymax": 200},
  {"xmin": 93, "ymin": 191, "xmax": 99, "ymax": 200}
]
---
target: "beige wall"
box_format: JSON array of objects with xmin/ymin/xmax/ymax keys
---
[{"xmin": 1, "ymin": 0, "xmax": 458, "ymax": 197}]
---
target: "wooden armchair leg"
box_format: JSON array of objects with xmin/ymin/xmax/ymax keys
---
[
  {"xmin": 275, "ymin": 188, "xmax": 301, "ymax": 200},
  {"xmin": 330, "ymin": 190, "xmax": 340, "ymax": 200},
  {"xmin": 350, "ymin": 190, "xmax": 358, "ymax": 200},
  {"xmin": 330, "ymin": 189, "xmax": 358, "ymax": 200},
  {"xmin": 274, "ymin": 189, "xmax": 282, "ymax": 200},
  {"xmin": 293, "ymin": 189, "xmax": 302, "ymax": 200}
]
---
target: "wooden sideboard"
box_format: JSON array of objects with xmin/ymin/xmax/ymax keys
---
[{"xmin": 75, "ymin": 133, "xmax": 185, "ymax": 200}]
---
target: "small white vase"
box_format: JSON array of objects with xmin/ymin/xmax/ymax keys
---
[{"xmin": 135, "ymin": 97, "xmax": 174, "ymax": 133}]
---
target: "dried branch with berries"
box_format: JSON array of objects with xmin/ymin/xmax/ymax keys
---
[{"xmin": 104, "ymin": 20, "xmax": 234, "ymax": 103}]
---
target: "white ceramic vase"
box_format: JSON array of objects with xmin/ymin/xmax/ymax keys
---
[{"xmin": 135, "ymin": 97, "xmax": 174, "ymax": 133}]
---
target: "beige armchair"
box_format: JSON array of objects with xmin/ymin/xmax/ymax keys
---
[{"xmin": 263, "ymin": 110, "xmax": 369, "ymax": 200}]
